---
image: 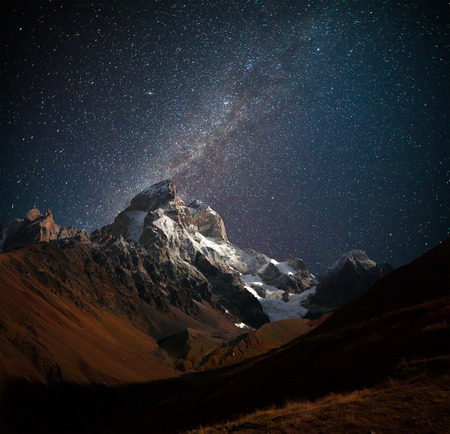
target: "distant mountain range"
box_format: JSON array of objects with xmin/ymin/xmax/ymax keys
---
[{"xmin": 1, "ymin": 180, "xmax": 448, "ymax": 433}]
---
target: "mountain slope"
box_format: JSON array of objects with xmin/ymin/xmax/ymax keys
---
[
  {"xmin": 0, "ymin": 243, "xmax": 178, "ymax": 386},
  {"xmin": 313, "ymin": 239, "xmax": 449, "ymax": 334},
  {"xmin": 198, "ymin": 318, "xmax": 311, "ymax": 371},
  {"xmin": 193, "ymin": 359, "xmax": 450, "ymax": 433},
  {"xmin": 158, "ymin": 318, "xmax": 312, "ymax": 373},
  {"xmin": 0, "ymin": 241, "xmax": 242, "ymax": 386},
  {"xmin": 113, "ymin": 240, "xmax": 449, "ymax": 433}
]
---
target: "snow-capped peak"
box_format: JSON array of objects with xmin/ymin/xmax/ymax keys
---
[
  {"xmin": 103, "ymin": 180, "xmax": 315, "ymax": 322},
  {"xmin": 328, "ymin": 250, "xmax": 376, "ymax": 273},
  {"xmin": 141, "ymin": 179, "xmax": 175, "ymax": 198}
]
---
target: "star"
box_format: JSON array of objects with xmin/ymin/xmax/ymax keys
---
[{"xmin": 0, "ymin": 0, "xmax": 448, "ymax": 274}]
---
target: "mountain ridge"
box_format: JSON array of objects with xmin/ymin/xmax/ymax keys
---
[
  {"xmin": 1, "ymin": 180, "xmax": 392, "ymax": 325},
  {"xmin": 0, "ymin": 180, "xmax": 396, "ymax": 386},
  {"xmin": 0, "ymin": 179, "xmax": 448, "ymax": 433}
]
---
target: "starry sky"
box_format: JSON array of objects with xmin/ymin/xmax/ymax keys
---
[{"xmin": 1, "ymin": 0, "xmax": 448, "ymax": 274}]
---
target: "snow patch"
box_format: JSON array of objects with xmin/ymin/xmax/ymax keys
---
[
  {"xmin": 235, "ymin": 322, "xmax": 249, "ymax": 329},
  {"xmin": 257, "ymin": 259, "xmax": 297, "ymax": 276},
  {"xmin": 270, "ymin": 259, "xmax": 297, "ymax": 275},
  {"xmin": 195, "ymin": 234, "xmax": 246, "ymax": 271},
  {"xmin": 242, "ymin": 274, "xmax": 316, "ymax": 321},
  {"xmin": 244, "ymin": 285, "xmax": 262, "ymax": 300}
]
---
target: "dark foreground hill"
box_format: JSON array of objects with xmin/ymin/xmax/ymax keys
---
[
  {"xmin": 2, "ymin": 240, "xmax": 448, "ymax": 433},
  {"xmin": 192, "ymin": 358, "xmax": 450, "ymax": 433}
]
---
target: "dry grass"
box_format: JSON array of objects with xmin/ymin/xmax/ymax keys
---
[{"xmin": 190, "ymin": 367, "xmax": 450, "ymax": 433}]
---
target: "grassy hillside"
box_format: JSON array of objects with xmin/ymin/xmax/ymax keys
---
[{"xmin": 192, "ymin": 357, "xmax": 450, "ymax": 433}]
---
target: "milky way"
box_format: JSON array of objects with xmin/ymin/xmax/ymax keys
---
[{"xmin": 1, "ymin": 0, "xmax": 448, "ymax": 273}]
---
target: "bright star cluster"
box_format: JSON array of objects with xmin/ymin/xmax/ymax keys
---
[{"xmin": 1, "ymin": 0, "xmax": 448, "ymax": 273}]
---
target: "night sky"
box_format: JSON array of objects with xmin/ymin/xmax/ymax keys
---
[{"xmin": 1, "ymin": 0, "xmax": 448, "ymax": 274}]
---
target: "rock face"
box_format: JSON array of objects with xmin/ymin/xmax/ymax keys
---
[
  {"xmin": 97, "ymin": 180, "xmax": 320, "ymax": 326},
  {"xmin": 189, "ymin": 200, "xmax": 227, "ymax": 241},
  {"xmin": 257, "ymin": 258, "xmax": 313, "ymax": 293},
  {"xmin": 100, "ymin": 180, "xmax": 269, "ymax": 328},
  {"xmin": 304, "ymin": 250, "xmax": 393, "ymax": 318},
  {"xmin": 2, "ymin": 208, "xmax": 89, "ymax": 252}
]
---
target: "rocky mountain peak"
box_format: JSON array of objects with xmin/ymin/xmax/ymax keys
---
[
  {"xmin": 2, "ymin": 208, "xmax": 88, "ymax": 252},
  {"xmin": 97, "ymin": 180, "xmax": 321, "ymax": 324},
  {"xmin": 304, "ymin": 250, "xmax": 393, "ymax": 318},
  {"xmin": 188, "ymin": 200, "xmax": 227, "ymax": 241},
  {"xmin": 128, "ymin": 179, "xmax": 183, "ymax": 213},
  {"xmin": 105, "ymin": 179, "xmax": 197, "ymax": 244},
  {"xmin": 328, "ymin": 250, "xmax": 376, "ymax": 274},
  {"xmin": 105, "ymin": 180, "xmax": 231, "ymax": 246},
  {"xmin": 24, "ymin": 208, "xmax": 44, "ymax": 222},
  {"xmin": 94, "ymin": 179, "xmax": 271, "ymax": 328}
]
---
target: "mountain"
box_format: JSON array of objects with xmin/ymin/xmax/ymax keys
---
[
  {"xmin": 0, "ymin": 178, "xmax": 448, "ymax": 433},
  {"xmin": 111, "ymin": 239, "xmax": 450, "ymax": 433},
  {"xmin": 2, "ymin": 180, "xmax": 318, "ymax": 327},
  {"xmin": 304, "ymin": 250, "xmax": 393, "ymax": 318},
  {"xmin": 0, "ymin": 180, "xmax": 319, "ymax": 386},
  {"xmin": 2, "ymin": 238, "xmax": 445, "ymax": 433},
  {"xmin": 97, "ymin": 179, "xmax": 315, "ymax": 324},
  {"xmin": 2, "ymin": 208, "xmax": 88, "ymax": 252},
  {"xmin": 2, "ymin": 180, "xmax": 391, "ymax": 334}
]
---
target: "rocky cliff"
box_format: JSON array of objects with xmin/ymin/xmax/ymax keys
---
[
  {"xmin": 2, "ymin": 208, "xmax": 88, "ymax": 252},
  {"xmin": 93, "ymin": 179, "xmax": 316, "ymax": 325}
]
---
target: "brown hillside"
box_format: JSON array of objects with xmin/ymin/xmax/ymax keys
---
[
  {"xmin": 158, "ymin": 318, "xmax": 310, "ymax": 373},
  {"xmin": 0, "ymin": 242, "xmax": 242, "ymax": 386},
  {"xmin": 0, "ymin": 244, "xmax": 178, "ymax": 385},
  {"xmin": 158, "ymin": 328, "xmax": 226, "ymax": 372},
  {"xmin": 198, "ymin": 318, "xmax": 311, "ymax": 371}
]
